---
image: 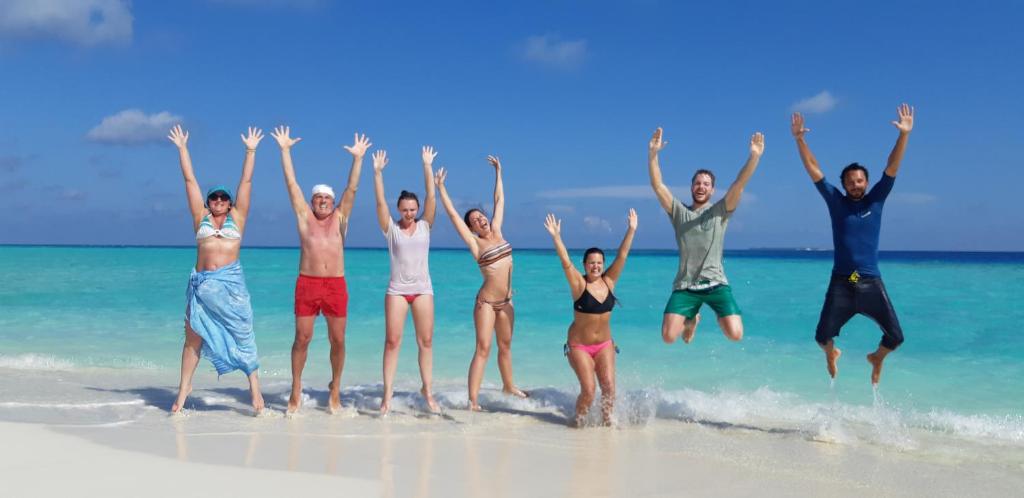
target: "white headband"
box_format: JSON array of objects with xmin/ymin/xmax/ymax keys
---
[{"xmin": 311, "ymin": 184, "xmax": 335, "ymax": 198}]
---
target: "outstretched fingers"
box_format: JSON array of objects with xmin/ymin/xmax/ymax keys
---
[
  {"xmin": 422, "ymin": 145, "xmax": 437, "ymax": 164},
  {"xmin": 434, "ymin": 167, "xmax": 447, "ymax": 187},
  {"xmin": 627, "ymin": 208, "xmax": 638, "ymax": 229},
  {"xmin": 372, "ymin": 150, "xmax": 388, "ymax": 171},
  {"xmin": 487, "ymin": 155, "xmax": 501, "ymax": 169},
  {"xmin": 544, "ymin": 213, "xmax": 561, "ymax": 236}
]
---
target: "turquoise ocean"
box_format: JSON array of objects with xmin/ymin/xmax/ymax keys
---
[{"xmin": 1, "ymin": 245, "xmax": 1022, "ymax": 451}]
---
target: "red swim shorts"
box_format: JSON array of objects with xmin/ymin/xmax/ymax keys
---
[{"xmin": 295, "ymin": 275, "xmax": 348, "ymax": 317}]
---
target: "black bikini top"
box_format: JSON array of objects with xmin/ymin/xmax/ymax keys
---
[{"xmin": 573, "ymin": 282, "xmax": 616, "ymax": 314}]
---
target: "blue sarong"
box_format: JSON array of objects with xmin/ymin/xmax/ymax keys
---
[{"xmin": 185, "ymin": 260, "xmax": 259, "ymax": 376}]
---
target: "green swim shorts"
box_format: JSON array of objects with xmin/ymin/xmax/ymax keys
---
[{"xmin": 663, "ymin": 285, "xmax": 742, "ymax": 318}]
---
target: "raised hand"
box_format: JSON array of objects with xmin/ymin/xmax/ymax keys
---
[
  {"xmin": 891, "ymin": 103, "xmax": 914, "ymax": 134},
  {"xmin": 486, "ymin": 155, "xmax": 502, "ymax": 170},
  {"xmin": 649, "ymin": 127, "xmax": 668, "ymax": 154},
  {"xmin": 241, "ymin": 126, "xmax": 264, "ymax": 150},
  {"xmin": 344, "ymin": 133, "xmax": 372, "ymax": 158},
  {"xmin": 422, "ymin": 146, "xmax": 437, "ymax": 165},
  {"xmin": 749, "ymin": 132, "xmax": 765, "ymax": 157},
  {"xmin": 791, "ymin": 113, "xmax": 810, "ymax": 138},
  {"xmin": 167, "ymin": 125, "xmax": 189, "ymax": 148},
  {"xmin": 434, "ymin": 167, "xmax": 447, "ymax": 188},
  {"xmin": 372, "ymin": 150, "xmax": 388, "ymax": 172},
  {"xmin": 270, "ymin": 126, "xmax": 302, "ymax": 149},
  {"xmin": 544, "ymin": 213, "xmax": 561, "ymax": 237},
  {"xmin": 627, "ymin": 208, "xmax": 638, "ymax": 230}
]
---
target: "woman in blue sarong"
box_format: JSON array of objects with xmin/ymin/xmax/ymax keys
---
[{"xmin": 168, "ymin": 124, "xmax": 265, "ymax": 415}]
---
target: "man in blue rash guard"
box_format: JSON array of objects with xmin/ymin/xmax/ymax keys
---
[{"xmin": 791, "ymin": 103, "xmax": 915, "ymax": 385}]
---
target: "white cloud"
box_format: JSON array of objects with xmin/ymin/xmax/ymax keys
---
[
  {"xmin": 583, "ymin": 216, "xmax": 612, "ymax": 233},
  {"xmin": 87, "ymin": 109, "xmax": 182, "ymax": 145},
  {"xmin": 0, "ymin": 0, "xmax": 133, "ymax": 46},
  {"xmin": 521, "ymin": 34, "xmax": 587, "ymax": 70},
  {"xmin": 545, "ymin": 204, "xmax": 576, "ymax": 215},
  {"xmin": 537, "ymin": 185, "xmax": 687, "ymax": 199},
  {"xmin": 791, "ymin": 91, "xmax": 837, "ymax": 114},
  {"xmin": 892, "ymin": 192, "xmax": 937, "ymax": 205}
]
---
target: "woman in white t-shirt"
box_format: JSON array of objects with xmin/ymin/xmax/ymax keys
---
[{"xmin": 371, "ymin": 146, "xmax": 439, "ymax": 415}]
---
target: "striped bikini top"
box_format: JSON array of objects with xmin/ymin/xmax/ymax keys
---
[
  {"xmin": 196, "ymin": 212, "xmax": 241, "ymax": 240},
  {"xmin": 477, "ymin": 241, "xmax": 512, "ymax": 267}
]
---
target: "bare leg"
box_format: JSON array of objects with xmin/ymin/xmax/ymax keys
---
[
  {"xmin": 467, "ymin": 301, "xmax": 496, "ymax": 411},
  {"xmin": 381, "ymin": 295, "xmax": 410, "ymax": 415},
  {"xmin": 661, "ymin": 313, "xmax": 688, "ymax": 344},
  {"xmin": 818, "ymin": 340, "xmax": 842, "ymax": 379},
  {"xmin": 866, "ymin": 345, "xmax": 893, "ymax": 385},
  {"xmin": 566, "ymin": 348, "xmax": 596, "ymax": 428},
  {"xmin": 247, "ymin": 370, "xmax": 264, "ymax": 415},
  {"xmin": 682, "ymin": 313, "xmax": 701, "ymax": 343},
  {"xmin": 171, "ymin": 324, "xmax": 203, "ymax": 413},
  {"xmin": 594, "ymin": 345, "xmax": 617, "ymax": 426},
  {"xmin": 325, "ymin": 315, "xmax": 348, "ymax": 413},
  {"xmin": 288, "ymin": 315, "xmax": 315, "ymax": 414},
  {"xmin": 495, "ymin": 304, "xmax": 526, "ymax": 398},
  {"xmin": 717, "ymin": 315, "xmax": 744, "ymax": 342},
  {"xmin": 411, "ymin": 295, "xmax": 439, "ymax": 413}
]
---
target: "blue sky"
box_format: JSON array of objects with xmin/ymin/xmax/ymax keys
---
[{"xmin": 1, "ymin": 0, "xmax": 1021, "ymax": 250}]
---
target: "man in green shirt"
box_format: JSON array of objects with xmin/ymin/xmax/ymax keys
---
[{"xmin": 647, "ymin": 127, "xmax": 764, "ymax": 344}]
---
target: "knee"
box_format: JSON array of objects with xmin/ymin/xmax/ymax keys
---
[
  {"xmin": 293, "ymin": 333, "xmax": 313, "ymax": 351},
  {"xmin": 724, "ymin": 322, "xmax": 744, "ymax": 341},
  {"xmin": 417, "ymin": 335, "xmax": 433, "ymax": 350},
  {"xmin": 579, "ymin": 386, "xmax": 596, "ymax": 404},
  {"xmin": 384, "ymin": 335, "xmax": 402, "ymax": 352},
  {"xmin": 496, "ymin": 339, "xmax": 512, "ymax": 354},
  {"xmin": 184, "ymin": 333, "xmax": 202, "ymax": 350},
  {"xmin": 661, "ymin": 323, "xmax": 677, "ymax": 344},
  {"xmin": 474, "ymin": 342, "xmax": 492, "ymax": 359}
]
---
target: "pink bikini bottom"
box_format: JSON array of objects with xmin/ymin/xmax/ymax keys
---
[{"xmin": 566, "ymin": 340, "xmax": 614, "ymax": 359}]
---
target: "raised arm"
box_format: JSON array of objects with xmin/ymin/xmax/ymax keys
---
[
  {"xmin": 233, "ymin": 126, "xmax": 263, "ymax": 223},
  {"xmin": 603, "ymin": 208, "xmax": 637, "ymax": 284},
  {"xmin": 167, "ymin": 125, "xmax": 204, "ymax": 229},
  {"xmin": 487, "ymin": 155, "xmax": 505, "ymax": 234},
  {"xmin": 339, "ymin": 133, "xmax": 372, "ymax": 218},
  {"xmin": 791, "ymin": 113, "xmax": 824, "ymax": 182},
  {"xmin": 435, "ymin": 168, "xmax": 480, "ymax": 257},
  {"xmin": 884, "ymin": 103, "xmax": 914, "ymax": 177},
  {"xmin": 544, "ymin": 214, "xmax": 585, "ymax": 297},
  {"xmin": 421, "ymin": 146, "xmax": 437, "ymax": 225},
  {"xmin": 371, "ymin": 150, "xmax": 393, "ymax": 233},
  {"xmin": 724, "ymin": 132, "xmax": 765, "ymax": 212},
  {"xmin": 270, "ymin": 126, "xmax": 310, "ymax": 226},
  {"xmin": 648, "ymin": 127, "xmax": 674, "ymax": 214}
]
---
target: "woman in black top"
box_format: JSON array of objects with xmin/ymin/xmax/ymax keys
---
[{"xmin": 543, "ymin": 209, "xmax": 637, "ymax": 427}]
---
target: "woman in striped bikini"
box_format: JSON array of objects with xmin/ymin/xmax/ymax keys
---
[
  {"xmin": 435, "ymin": 155, "xmax": 527, "ymax": 411},
  {"xmin": 544, "ymin": 209, "xmax": 637, "ymax": 427},
  {"xmin": 167, "ymin": 125, "xmax": 265, "ymax": 416},
  {"xmin": 372, "ymin": 146, "xmax": 440, "ymax": 415}
]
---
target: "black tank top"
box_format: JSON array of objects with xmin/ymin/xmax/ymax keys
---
[{"xmin": 573, "ymin": 282, "xmax": 616, "ymax": 314}]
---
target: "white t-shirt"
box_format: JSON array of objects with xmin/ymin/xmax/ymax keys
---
[{"xmin": 384, "ymin": 219, "xmax": 433, "ymax": 295}]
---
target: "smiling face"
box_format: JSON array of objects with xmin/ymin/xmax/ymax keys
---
[
  {"xmin": 465, "ymin": 209, "xmax": 490, "ymax": 236},
  {"xmin": 206, "ymin": 192, "xmax": 231, "ymax": 215},
  {"xmin": 397, "ymin": 198, "xmax": 419, "ymax": 223},
  {"xmin": 583, "ymin": 252, "xmax": 605, "ymax": 280},
  {"xmin": 690, "ymin": 173, "xmax": 715, "ymax": 206},
  {"xmin": 310, "ymin": 193, "xmax": 335, "ymax": 219},
  {"xmin": 842, "ymin": 169, "xmax": 868, "ymax": 201}
]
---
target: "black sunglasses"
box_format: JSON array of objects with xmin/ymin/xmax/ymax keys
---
[{"xmin": 208, "ymin": 193, "xmax": 230, "ymax": 202}]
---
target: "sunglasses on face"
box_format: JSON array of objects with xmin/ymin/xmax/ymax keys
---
[{"xmin": 208, "ymin": 193, "xmax": 230, "ymax": 202}]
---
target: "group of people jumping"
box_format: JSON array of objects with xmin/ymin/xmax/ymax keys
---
[{"xmin": 168, "ymin": 103, "xmax": 915, "ymax": 428}]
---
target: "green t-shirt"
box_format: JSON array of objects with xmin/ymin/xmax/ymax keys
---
[{"xmin": 669, "ymin": 197, "xmax": 732, "ymax": 290}]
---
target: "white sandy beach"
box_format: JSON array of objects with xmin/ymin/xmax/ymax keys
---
[{"xmin": 2, "ymin": 367, "xmax": 1022, "ymax": 498}]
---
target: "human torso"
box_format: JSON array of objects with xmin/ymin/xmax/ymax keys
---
[
  {"xmin": 386, "ymin": 219, "xmax": 433, "ymax": 295},
  {"xmin": 817, "ymin": 175, "xmax": 894, "ymax": 278},
  {"xmin": 195, "ymin": 210, "xmax": 242, "ymax": 271},
  {"xmin": 298, "ymin": 209, "xmax": 346, "ymax": 277},
  {"xmin": 670, "ymin": 197, "xmax": 730, "ymax": 289},
  {"xmin": 568, "ymin": 277, "xmax": 616, "ymax": 345},
  {"xmin": 476, "ymin": 237, "xmax": 513, "ymax": 301}
]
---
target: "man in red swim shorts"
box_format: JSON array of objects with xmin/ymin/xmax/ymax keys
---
[{"xmin": 271, "ymin": 126, "xmax": 371, "ymax": 414}]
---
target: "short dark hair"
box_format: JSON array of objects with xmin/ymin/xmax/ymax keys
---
[
  {"xmin": 463, "ymin": 208, "xmax": 484, "ymax": 227},
  {"xmin": 397, "ymin": 190, "xmax": 419, "ymax": 208},
  {"xmin": 583, "ymin": 247, "xmax": 605, "ymax": 265},
  {"xmin": 840, "ymin": 163, "xmax": 869, "ymax": 184},
  {"xmin": 691, "ymin": 169, "xmax": 716, "ymax": 186}
]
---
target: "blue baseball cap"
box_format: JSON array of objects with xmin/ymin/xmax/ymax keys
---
[{"xmin": 205, "ymin": 185, "xmax": 234, "ymax": 206}]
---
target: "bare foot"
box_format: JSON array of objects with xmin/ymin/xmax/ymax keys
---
[
  {"xmin": 502, "ymin": 386, "xmax": 528, "ymax": 398},
  {"xmin": 421, "ymin": 387, "xmax": 440, "ymax": 414},
  {"xmin": 287, "ymin": 386, "xmax": 302, "ymax": 415},
  {"xmin": 170, "ymin": 386, "xmax": 192, "ymax": 413},
  {"xmin": 866, "ymin": 352, "xmax": 884, "ymax": 385},
  {"xmin": 327, "ymin": 381, "xmax": 342, "ymax": 414},
  {"xmin": 826, "ymin": 347, "xmax": 842, "ymax": 378},
  {"xmin": 469, "ymin": 402, "xmax": 483, "ymax": 412},
  {"xmin": 379, "ymin": 400, "xmax": 391, "ymax": 416},
  {"xmin": 569, "ymin": 414, "xmax": 585, "ymax": 428},
  {"xmin": 683, "ymin": 313, "xmax": 700, "ymax": 344},
  {"xmin": 250, "ymin": 389, "xmax": 265, "ymax": 416}
]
